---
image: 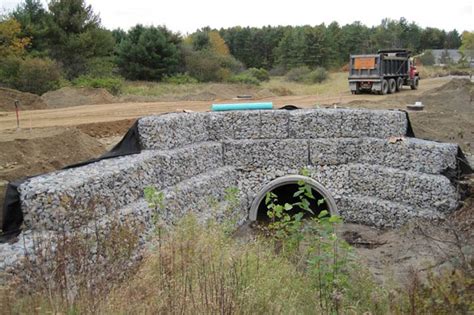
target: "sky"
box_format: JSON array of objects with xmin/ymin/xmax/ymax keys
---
[{"xmin": 1, "ymin": 0, "xmax": 473, "ymax": 34}]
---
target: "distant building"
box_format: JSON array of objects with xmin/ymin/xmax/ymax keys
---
[
  {"xmin": 431, "ymin": 49, "xmax": 474, "ymax": 68},
  {"xmin": 431, "ymin": 49, "xmax": 463, "ymax": 65}
]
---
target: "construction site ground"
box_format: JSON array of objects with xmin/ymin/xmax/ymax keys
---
[{"xmin": 0, "ymin": 75, "xmax": 472, "ymax": 286}]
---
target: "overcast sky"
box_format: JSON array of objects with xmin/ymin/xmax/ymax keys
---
[{"xmin": 1, "ymin": 0, "xmax": 473, "ymax": 34}]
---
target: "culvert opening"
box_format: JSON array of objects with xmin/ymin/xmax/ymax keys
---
[
  {"xmin": 256, "ymin": 183, "xmax": 328, "ymax": 221},
  {"xmin": 249, "ymin": 175, "xmax": 338, "ymax": 222}
]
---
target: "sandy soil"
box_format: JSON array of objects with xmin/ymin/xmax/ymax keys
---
[{"xmin": 0, "ymin": 76, "xmax": 455, "ymax": 131}]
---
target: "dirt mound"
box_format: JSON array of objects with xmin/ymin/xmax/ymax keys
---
[
  {"xmin": 0, "ymin": 127, "xmax": 107, "ymax": 226},
  {"xmin": 181, "ymin": 91, "xmax": 218, "ymax": 101},
  {"xmin": 41, "ymin": 87, "xmax": 118, "ymax": 108},
  {"xmin": 406, "ymin": 79, "xmax": 473, "ymax": 153},
  {"xmin": 76, "ymin": 119, "xmax": 136, "ymax": 138},
  {"xmin": 0, "ymin": 88, "xmax": 48, "ymax": 111},
  {"xmin": 0, "ymin": 127, "xmax": 106, "ymax": 183},
  {"xmin": 431, "ymin": 78, "xmax": 473, "ymax": 93},
  {"xmin": 413, "ymin": 78, "xmax": 473, "ymax": 112}
]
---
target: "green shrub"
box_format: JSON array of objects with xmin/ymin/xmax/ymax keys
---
[
  {"xmin": 73, "ymin": 75, "xmax": 124, "ymax": 95},
  {"xmin": 285, "ymin": 66, "xmax": 328, "ymax": 84},
  {"xmin": 227, "ymin": 67, "xmax": 269, "ymax": 85},
  {"xmin": 0, "ymin": 55, "xmax": 21, "ymax": 87},
  {"xmin": 15, "ymin": 57, "xmax": 62, "ymax": 95},
  {"xmin": 185, "ymin": 50, "xmax": 223, "ymax": 82},
  {"xmin": 218, "ymin": 54, "xmax": 244, "ymax": 73},
  {"xmin": 162, "ymin": 73, "xmax": 198, "ymax": 84},
  {"xmin": 86, "ymin": 57, "xmax": 118, "ymax": 78},
  {"xmin": 306, "ymin": 67, "xmax": 328, "ymax": 83},
  {"xmin": 246, "ymin": 67, "xmax": 270, "ymax": 81},
  {"xmin": 285, "ymin": 66, "xmax": 311, "ymax": 82},
  {"xmin": 184, "ymin": 49, "xmax": 243, "ymax": 82},
  {"xmin": 228, "ymin": 73, "xmax": 261, "ymax": 85},
  {"xmin": 269, "ymin": 65, "xmax": 287, "ymax": 76}
]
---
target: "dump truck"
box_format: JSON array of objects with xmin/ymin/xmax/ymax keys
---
[{"xmin": 348, "ymin": 49, "xmax": 419, "ymax": 94}]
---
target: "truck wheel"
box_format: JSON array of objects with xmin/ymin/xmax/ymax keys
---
[
  {"xmin": 352, "ymin": 82, "xmax": 361, "ymax": 94},
  {"xmin": 388, "ymin": 78, "xmax": 396, "ymax": 94},
  {"xmin": 411, "ymin": 77, "xmax": 419, "ymax": 90},
  {"xmin": 380, "ymin": 79, "xmax": 389, "ymax": 95},
  {"xmin": 396, "ymin": 77, "xmax": 404, "ymax": 91}
]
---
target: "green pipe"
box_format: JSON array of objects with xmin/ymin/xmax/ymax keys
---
[{"xmin": 211, "ymin": 102, "xmax": 273, "ymax": 111}]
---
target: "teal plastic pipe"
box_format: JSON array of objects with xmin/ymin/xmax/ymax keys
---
[{"xmin": 211, "ymin": 102, "xmax": 273, "ymax": 111}]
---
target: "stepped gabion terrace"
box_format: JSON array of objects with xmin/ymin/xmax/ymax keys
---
[{"xmin": 0, "ymin": 108, "xmax": 465, "ymax": 274}]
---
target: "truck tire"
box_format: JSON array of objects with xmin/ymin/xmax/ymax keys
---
[
  {"xmin": 410, "ymin": 77, "xmax": 419, "ymax": 90},
  {"xmin": 352, "ymin": 82, "xmax": 360, "ymax": 94},
  {"xmin": 388, "ymin": 78, "xmax": 396, "ymax": 94},
  {"xmin": 396, "ymin": 77, "xmax": 404, "ymax": 91},
  {"xmin": 380, "ymin": 79, "xmax": 389, "ymax": 95}
]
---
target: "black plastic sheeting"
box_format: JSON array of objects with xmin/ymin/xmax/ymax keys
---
[
  {"xmin": 1, "ymin": 120, "xmax": 142, "ymax": 241},
  {"xmin": 279, "ymin": 104, "xmax": 300, "ymax": 110},
  {"xmin": 400, "ymin": 110, "xmax": 416, "ymax": 138},
  {"xmin": 1, "ymin": 109, "xmax": 472, "ymax": 242}
]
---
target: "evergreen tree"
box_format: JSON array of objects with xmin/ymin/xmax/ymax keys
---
[
  {"xmin": 46, "ymin": 0, "xmax": 114, "ymax": 78},
  {"xmin": 445, "ymin": 30, "xmax": 462, "ymax": 49},
  {"xmin": 275, "ymin": 27, "xmax": 306, "ymax": 69},
  {"xmin": 11, "ymin": 0, "xmax": 49, "ymax": 53},
  {"xmin": 302, "ymin": 25, "xmax": 328, "ymax": 68},
  {"xmin": 116, "ymin": 25, "xmax": 181, "ymax": 81}
]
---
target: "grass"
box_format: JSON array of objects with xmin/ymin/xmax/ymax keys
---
[
  {"xmin": 122, "ymin": 80, "xmax": 207, "ymax": 98},
  {"xmin": 2, "ymin": 212, "xmax": 473, "ymax": 314},
  {"xmin": 121, "ymin": 72, "xmax": 350, "ymax": 101},
  {"xmin": 122, "ymin": 67, "xmax": 472, "ymax": 101},
  {"xmin": 263, "ymin": 72, "xmax": 349, "ymax": 96},
  {"xmin": 100, "ymin": 215, "xmax": 397, "ymax": 314}
]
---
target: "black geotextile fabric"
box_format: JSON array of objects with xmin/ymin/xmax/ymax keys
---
[
  {"xmin": 401, "ymin": 110, "xmax": 416, "ymax": 138},
  {"xmin": 1, "ymin": 120, "xmax": 142, "ymax": 241}
]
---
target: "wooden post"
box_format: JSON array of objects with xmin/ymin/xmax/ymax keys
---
[{"xmin": 14, "ymin": 100, "xmax": 20, "ymax": 130}]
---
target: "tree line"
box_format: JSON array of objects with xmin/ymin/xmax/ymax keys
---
[{"xmin": 0, "ymin": 0, "xmax": 470, "ymax": 95}]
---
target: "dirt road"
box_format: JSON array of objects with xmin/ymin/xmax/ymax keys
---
[{"xmin": 0, "ymin": 77, "xmax": 453, "ymax": 131}]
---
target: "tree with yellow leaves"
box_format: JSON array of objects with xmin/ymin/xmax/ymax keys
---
[
  {"xmin": 0, "ymin": 18, "xmax": 30, "ymax": 57},
  {"xmin": 189, "ymin": 29, "xmax": 230, "ymax": 56},
  {"xmin": 459, "ymin": 31, "xmax": 474, "ymax": 66},
  {"xmin": 208, "ymin": 31, "xmax": 229, "ymax": 56}
]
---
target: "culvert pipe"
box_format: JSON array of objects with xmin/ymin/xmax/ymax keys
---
[{"xmin": 249, "ymin": 175, "xmax": 338, "ymax": 221}]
